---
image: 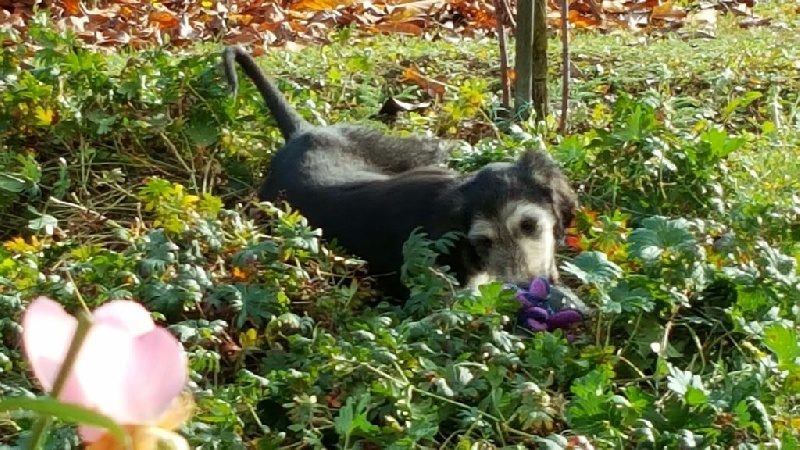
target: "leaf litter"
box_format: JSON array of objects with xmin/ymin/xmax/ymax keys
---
[{"xmin": 0, "ymin": 0, "xmax": 776, "ymax": 53}]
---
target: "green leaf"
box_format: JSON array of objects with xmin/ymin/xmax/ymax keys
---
[
  {"xmin": 735, "ymin": 286, "xmax": 771, "ymax": 315},
  {"xmin": 334, "ymin": 394, "xmax": 379, "ymax": 439},
  {"xmin": 684, "ymin": 387, "xmax": 708, "ymax": 407},
  {"xmin": 763, "ymin": 324, "xmax": 800, "ymax": 372},
  {"xmin": 746, "ymin": 396, "xmax": 773, "ymax": 437},
  {"xmin": 607, "ymin": 280, "xmax": 655, "ymax": 314},
  {"xmin": 667, "ymin": 365, "xmax": 708, "ymax": 403},
  {"xmin": 561, "ymin": 251, "xmax": 623, "ymax": 286},
  {"xmin": 0, "ymin": 173, "xmax": 27, "ymax": 193},
  {"xmin": 186, "ymin": 117, "xmax": 219, "ymax": 147},
  {"xmin": 456, "ymin": 281, "xmax": 517, "ymax": 315},
  {"xmin": 699, "ymin": 128, "xmax": 746, "ymax": 159},
  {"xmin": 86, "ymin": 110, "xmax": 118, "ymax": 135},
  {"xmin": 0, "ymin": 396, "xmax": 131, "ymax": 450},
  {"xmin": 628, "ymin": 216, "xmax": 696, "ymax": 263},
  {"xmin": 28, "ymin": 213, "xmax": 58, "ymax": 235},
  {"xmin": 782, "ymin": 430, "xmax": 799, "ymax": 450}
]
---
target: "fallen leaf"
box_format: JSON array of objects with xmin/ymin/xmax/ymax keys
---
[
  {"xmin": 688, "ymin": 8, "xmax": 718, "ymax": 27},
  {"xmin": 625, "ymin": 0, "xmax": 661, "ymax": 11},
  {"xmin": 63, "ymin": 0, "xmax": 81, "ymax": 16},
  {"xmin": 34, "ymin": 106, "xmax": 54, "ymax": 126},
  {"xmin": 229, "ymin": 13, "xmax": 255, "ymax": 26},
  {"xmin": 402, "ymin": 66, "xmax": 447, "ymax": 99},
  {"xmin": 738, "ymin": 16, "xmax": 771, "ymax": 28},
  {"xmin": 374, "ymin": 21, "xmax": 425, "ymax": 35},
  {"xmin": 149, "ymin": 11, "xmax": 180, "ymax": 30},
  {"xmin": 602, "ymin": 0, "xmax": 627, "ymax": 14},
  {"xmin": 567, "ymin": 10, "xmax": 602, "ymax": 28},
  {"xmin": 651, "ymin": 1, "xmax": 687, "ymax": 19},
  {"xmin": 372, "ymin": 96, "xmax": 431, "ymax": 122},
  {"xmin": 178, "ymin": 13, "xmax": 194, "ymax": 39},
  {"xmin": 677, "ymin": 29, "xmax": 716, "ymax": 39},
  {"xmin": 292, "ymin": 0, "xmax": 348, "ymax": 12}
]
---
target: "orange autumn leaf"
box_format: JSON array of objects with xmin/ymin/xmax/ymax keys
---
[
  {"xmin": 292, "ymin": 0, "xmax": 349, "ymax": 12},
  {"xmin": 374, "ymin": 21, "xmax": 425, "ymax": 36},
  {"xmin": 624, "ymin": 0, "xmax": 661, "ymax": 10},
  {"xmin": 149, "ymin": 11, "xmax": 180, "ymax": 30},
  {"xmin": 252, "ymin": 46, "xmax": 267, "ymax": 57},
  {"xmin": 63, "ymin": 0, "xmax": 81, "ymax": 16},
  {"xmin": 553, "ymin": 10, "xmax": 601, "ymax": 28},
  {"xmin": 506, "ymin": 68, "xmax": 516, "ymax": 83},
  {"xmin": 565, "ymin": 235, "xmax": 584, "ymax": 251},
  {"xmin": 228, "ymin": 13, "xmax": 254, "ymax": 26},
  {"xmin": 232, "ymin": 266, "xmax": 247, "ymax": 281},
  {"xmin": 402, "ymin": 66, "xmax": 446, "ymax": 98},
  {"xmin": 651, "ymin": 1, "xmax": 687, "ymax": 19}
]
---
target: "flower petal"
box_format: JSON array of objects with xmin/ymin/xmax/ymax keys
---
[
  {"xmin": 21, "ymin": 297, "xmax": 86, "ymax": 404},
  {"xmin": 79, "ymin": 391, "xmax": 194, "ymax": 445},
  {"xmin": 78, "ymin": 425, "xmax": 116, "ymax": 444},
  {"xmin": 71, "ymin": 323, "xmax": 140, "ymax": 424},
  {"xmin": 122, "ymin": 327, "xmax": 188, "ymax": 423},
  {"xmin": 92, "ymin": 300, "xmax": 156, "ymax": 336},
  {"xmin": 72, "ymin": 324, "xmax": 186, "ymax": 426}
]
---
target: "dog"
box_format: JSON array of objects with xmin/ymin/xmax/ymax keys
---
[{"xmin": 222, "ymin": 46, "xmax": 578, "ymax": 301}]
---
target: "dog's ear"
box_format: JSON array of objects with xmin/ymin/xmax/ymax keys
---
[
  {"xmin": 517, "ymin": 149, "xmax": 578, "ymax": 238},
  {"xmin": 553, "ymin": 181, "xmax": 578, "ymax": 239}
]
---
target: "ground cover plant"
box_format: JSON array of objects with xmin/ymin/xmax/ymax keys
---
[{"xmin": 1, "ymin": 0, "xmax": 799, "ymax": 448}]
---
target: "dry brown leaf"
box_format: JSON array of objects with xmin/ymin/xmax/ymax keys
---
[
  {"xmin": 374, "ymin": 21, "xmax": 425, "ymax": 35},
  {"xmin": 226, "ymin": 29, "xmax": 262, "ymax": 45},
  {"xmin": 56, "ymin": 16, "xmax": 89, "ymax": 33},
  {"xmin": 373, "ymin": 96, "xmax": 432, "ymax": 122},
  {"xmin": 3, "ymin": 0, "xmax": 707, "ymax": 54},
  {"xmin": 625, "ymin": 0, "xmax": 661, "ymax": 11},
  {"xmin": 651, "ymin": 1, "xmax": 687, "ymax": 19},
  {"xmin": 119, "ymin": 6, "xmax": 136, "ymax": 20},
  {"xmin": 229, "ymin": 13, "xmax": 254, "ymax": 26},
  {"xmin": 97, "ymin": 29, "xmax": 132, "ymax": 46},
  {"xmin": 402, "ymin": 66, "xmax": 447, "ymax": 99},
  {"xmin": 602, "ymin": 0, "xmax": 627, "ymax": 14},
  {"xmin": 149, "ymin": 11, "xmax": 180, "ymax": 30},
  {"xmin": 178, "ymin": 13, "xmax": 195, "ymax": 39},
  {"xmin": 688, "ymin": 8, "xmax": 718, "ymax": 27},
  {"xmin": 384, "ymin": 6, "xmax": 419, "ymax": 22},
  {"xmin": 651, "ymin": 0, "xmax": 673, "ymax": 16},
  {"xmin": 292, "ymin": 0, "xmax": 349, "ymax": 12},
  {"xmin": 567, "ymin": 10, "xmax": 602, "ymax": 28},
  {"xmin": 738, "ymin": 16, "xmax": 771, "ymax": 28}
]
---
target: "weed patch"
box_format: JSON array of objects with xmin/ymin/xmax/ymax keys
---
[{"xmin": 1, "ymin": 9, "xmax": 799, "ymax": 449}]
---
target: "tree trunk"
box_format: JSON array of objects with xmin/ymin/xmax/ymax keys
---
[
  {"xmin": 513, "ymin": 0, "xmax": 534, "ymax": 119},
  {"xmin": 531, "ymin": 0, "xmax": 549, "ymax": 121}
]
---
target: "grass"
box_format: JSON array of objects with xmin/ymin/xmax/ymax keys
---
[{"xmin": 1, "ymin": 2, "xmax": 799, "ymax": 448}]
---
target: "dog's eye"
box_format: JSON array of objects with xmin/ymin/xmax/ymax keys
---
[{"xmin": 520, "ymin": 218, "xmax": 538, "ymax": 235}]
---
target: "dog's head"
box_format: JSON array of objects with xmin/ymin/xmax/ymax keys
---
[{"xmin": 455, "ymin": 149, "xmax": 577, "ymax": 289}]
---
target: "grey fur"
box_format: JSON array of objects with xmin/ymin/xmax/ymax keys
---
[{"xmin": 223, "ymin": 46, "xmax": 579, "ymax": 301}]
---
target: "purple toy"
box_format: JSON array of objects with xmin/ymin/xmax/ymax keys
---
[{"xmin": 505, "ymin": 277, "xmax": 585, "ymax": 339}]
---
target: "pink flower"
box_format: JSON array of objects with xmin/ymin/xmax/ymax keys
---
[{"xmin": 21, "ymin": 296, "xmax": 190, "ymax": 447}]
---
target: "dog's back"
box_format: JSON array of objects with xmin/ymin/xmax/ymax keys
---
[
  {"xmin": 223, "ymin": 45, "xmax": 579, "ymax": 301},
  {"xmin": 259, "ymin": 124, "xmax": 464, "ymax": 291}
]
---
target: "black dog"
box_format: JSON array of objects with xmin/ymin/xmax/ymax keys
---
[{"xmin": 222, "ymin": 46, "xmax": 578, "ymax": 300}]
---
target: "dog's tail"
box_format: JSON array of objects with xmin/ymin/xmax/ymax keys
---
[{"xmin": 222, "ymin": 45, "xmax": 309, "ymax": 140}]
